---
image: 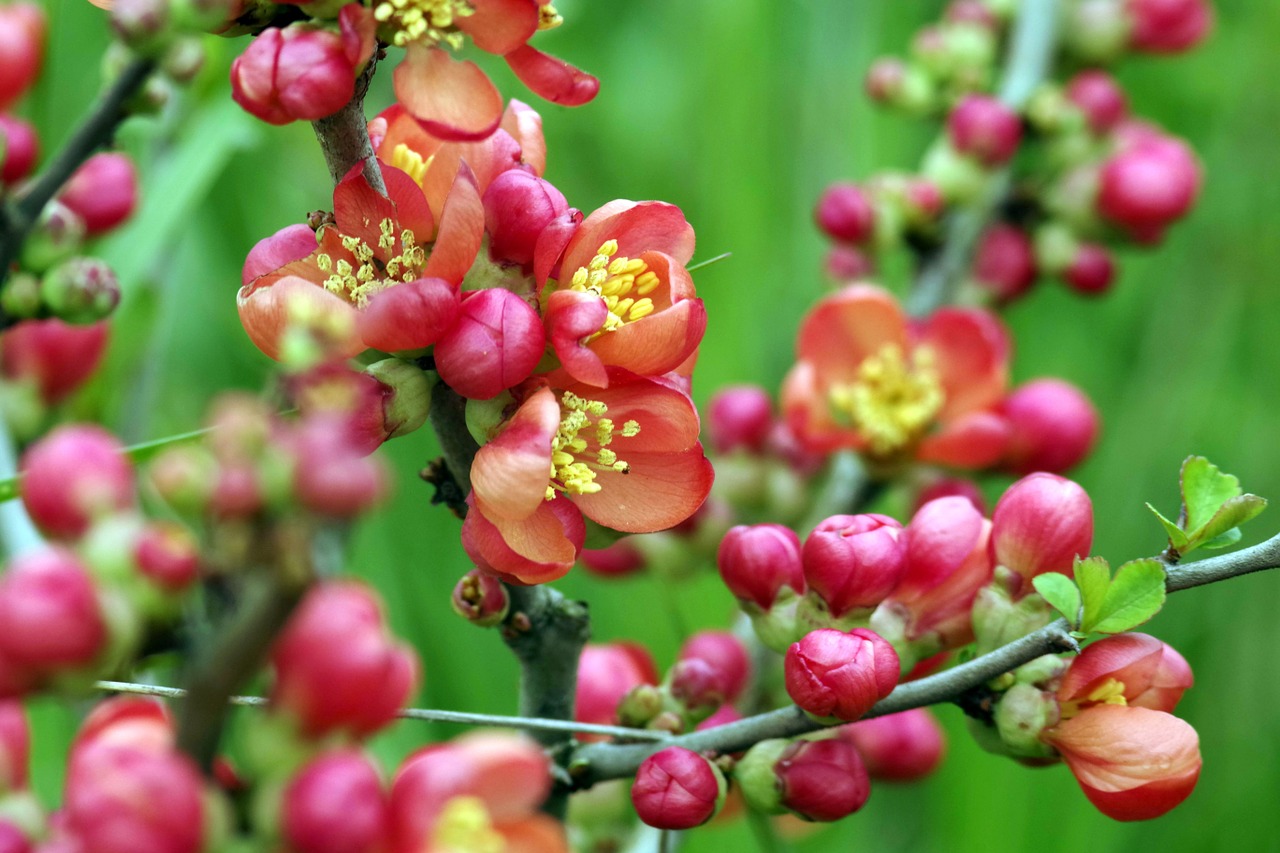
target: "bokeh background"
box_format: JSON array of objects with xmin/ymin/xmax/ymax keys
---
[{"xmin": 14, "ymin": 0, "xmax": 1280, "ymax": 850}]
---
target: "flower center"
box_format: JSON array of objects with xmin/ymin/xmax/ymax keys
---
[
  {"xmin": 373, "ymin": 0, "xmax": 474, "ymax": 48},
  {"xmin": 1060, "ymin": 677, "xmax": 1129, "ymax": 720},
  {"xmin": 828, "ymin": 343, "xmax": 944, "ymax": 458},
  {"xmin": 316, "ymin": 218, "xmax": 427, "ymax": 308},
  {"xmin": 432, "ymin": 796, "xmax": 503, "ymax": 853},
  {"xmin": 546, "ymin": 391, "xmax": 640, "ymax": 500},
  {"xmin": 390, "ymin": 143, "xmax": 434, "ymax": 186},
  {"xmin": 568, "ymin": 240, "xmax": 660, "ymax": 337}
]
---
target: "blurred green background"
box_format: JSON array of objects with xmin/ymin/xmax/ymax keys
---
[{"xmin": 14, "ymin": 0, "xmax": 1280, "ymax": 850}]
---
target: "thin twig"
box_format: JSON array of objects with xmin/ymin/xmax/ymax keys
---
[{"xmin": 310, "ymin": 60, "xmax": 385, "ymax": 195}]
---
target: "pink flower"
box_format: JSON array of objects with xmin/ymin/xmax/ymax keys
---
[
  {"xmin": 631, "ymin": 747, "xmax": 725, "ymax": 830},
  {"xmin": 784, "ymin": 628, "xmax": 899, "ymax": 722},
  {"xmin": 990, "ymin": 473, "xmax": 1094, "ymax": 599}
]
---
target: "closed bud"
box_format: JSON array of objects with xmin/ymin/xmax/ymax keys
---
[
  {"xmin": 133, "ymin": 521, "xmax": 201, "ymax": 593},
  {"xmin": 0, "ymin": 821, "xmax": 29, "ymax": 852},
  {"xmin": 864, "ymin": 58, "xmax": 933, "ymax": 114},
  {"xmin": 58, "ymin": 153, "xmax": 138, "ymax": 236},
  {"xmin": 630, "ymin": 747, "xmax": 725, "ymax": 830},
  {"xmin": 973, "ymin": 224, "xmax": 1037, "ymax": 302},
  {"xmin": 677, "ymin": 631, "xmax": 751, "ymax": 705},
  {"xmin": 1001, "ymin": 379, "xmax": 1099, "ymax": 474},
  {"xmin": 785, "ymin": 628, "xmax": 899, "ymax": 722},
  {"xmin": 435, "ymin": 288, "xmax": 544, "ymax": 400},
  {"xmin": 707, "ymin": 385, "xmax": 774, "ymax": 455},
  {"xmin": 947, "ymin": 95, "xmax": 1022, "ymax": 167},
  {"xmin": 1127, "ymin": 0, "xmax": 1212, "ymax": 53},
  {"xmin": 814, "ymin": 183, "xmax": 876, "ymax": 245},
  {"xmin": 20, "ymin": 424, "xmax": 134, "ymax": 540},
  {"xmin": 991, "ymin": 473, "xmax": 1094, "ymax": 597},
  {"xmin": 579, "ymin": 538, "xmax": 645, "ymax": 578},
  {"xmin": 774, "ymin": 737, "xmax": 871, "ymax": 822},
  {"xmin": 576, "ymin": 643, "xmax": 657, "ymax": 734},
  {"xmin": 802, "ymin": 514, "xmax": 905, "ymax": 620},
  {"xmin": 40, "ymin": 257, "xmax": 121, "ymax": 324},
  {"xmin": 1065, "ymin": 70, "xmax": 1128, "ymax": 135},
  {"xmin": 824, "ymin": 245, "xmax": 874, "ymax": 282},
  {"xmin": 110, "ymin": 0, "xmax": 172, "ymax": 55},
  {"xmin": 282, "ymin": 750, "xmax": 388, "ymax": 853},
  {"xmin": 972, "ymin": 575, "xmax": 1056, "ymax": 653},
  {"xmin": 1061, "ymin": 0, "xmax": 1130, "ymax": 62},
  {"xmin": 0, "ymin": 3, "xmax": 44, "ymax": 111},
  {"xmin": 292, "ymin": 416, "xmax": 389, "ymax": 517},
  {"xmin": 616, "ymin": 684, "xmax": 664, "ymax": 728},
  {"xmin": 993, "ymin": 682, "xmax": 1060, "ymax": 758},
  {"xmin": 451, "ymin": 569, "xmax": 509, "ymax": 627},
  {"xmin": 0, "ymin": 116, "xmax": 38, "ymax": 185},
  {"xmin": 0, "ymin": 319, "xmax": 108, "ymax": 406},
  {"xmin": 230, "ymin": 24, "xmax": 357, "ymax": 125},
  {"xmin": 21, "ymin": 201, "xmax": 85, "ymax": 272},
  {"xmin": 839, "ymin": 708, "xmax": 946, "ymax": 781},
  {"xmin": 667, "ymin": 659, "xmax": 723, "ymax": 719},
  {"xmin": 160, "ymin": 37, "xmax": 205, "ymax": 83},
  {"xmin": 146, "ymin": 445, "xmax": 217, "ymax": 515},
  {"xmin": 365, "ymin": 358, "xmax": 433, "ymax": 441},
  {"xmin": 911, "ymin": 476, "xmax": 985, "ymax": 516},
  {"xmin": 0, "ymin": 548, "xmax": 105, "ymax": 671},
  {"xmin": 717, "ymin": 524, "xmax": 805, "ymax": 611},
  {"xmin": 483, "ymin": 171, "xmax": 569, "ymax": 265},
  {"xmin": 1097, "ymin": 135, "xmax": 1200, "ymax": 233}
]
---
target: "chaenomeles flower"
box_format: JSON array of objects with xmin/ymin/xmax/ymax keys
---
[
  {"xmin": 237, "ymin": 160, "xmax": 482, "ymax": 361},
  {"xmin": 781, "ymin": 283, "xmax": 1010, "ymax": 472},
  {"xmin": 1042, "ymin": 633, "xmax": 1200, "ymax": 821},
  {"xmin": 540, "ymin": 201, "xmax": 706, "ymax": 389},
  {"xmin": 377, "ymin": 0, "xmax": 598, "ymax": 141},
  {"xmin": 463, "ymin": 370, "xmax": 714, "ymax": 584}
]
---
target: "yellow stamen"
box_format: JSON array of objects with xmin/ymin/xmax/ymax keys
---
[
  {"xmin": 546, "ymin": 392, "xmax": 639, "ymax": 499},
  {"xmin": 390, "ymin": 144, "xmax": 434, "ymax": 188},
  {"xmin": 1060, "ymin": 678, "xmax": 1129, "ymax": 720},
  {"xmin": 538, "ymin": 3, "xmax": 563, "ymax": 29},
  {"xmin": 829, "ymin": 343, "xmax": 944, "ymax": 459},
  {"xmin": 432, "ymin": 796, "xmax": 503, "ymax": 853},
  {"xmin": 373, "ymin": 0, "xmax": 474, "ymax": 48},
  {"xmin": 319, "ymin": 217, "xmax": 429, "ymax": 308},
  {"xmin": 566, "ymin": 240, "xmax": 664, "ymax": 340}
]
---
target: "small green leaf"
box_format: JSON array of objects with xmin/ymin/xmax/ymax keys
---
[
  {"xmin": 1146, "ymin": 503, "xmax": 1190, "ymax": 550},
  {"xmin": 1032, "ymin": 573, "xmax": 1082, "ymax": 628},
  {"xmin": 1090, "ymin": 558, "xmax": 1167, "ymax": 634},
  {"xmin": 1074, "ymin": 556, "xmax": 1111, "ymax": 633},
  {"xmin": 1180, "ymin": 456, "xmax": 1243, "ymax": 533},
  {"xmin": 1186, "ymin": 494, "xmax": 1268, "ymax": 551}
]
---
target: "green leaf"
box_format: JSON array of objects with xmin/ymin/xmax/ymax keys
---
[
  {"xmin": 1146, "ymin": 503, "xmax": 1190, "ymax": 549},
  {"xmin": 1089, "ymin": 558, "xmax": 1167, "ymax": 634},
  {"xmin": 1032, "ymin": 573, "xmax": 1082, "ymax": 628},
  {"xmin": 1180, "ymin": 456, "xmax": 1243, "ymax": 533},
  {"xmin": 1187, "ymin": 494, "xmax": 1268, "ymax": 551},
  {"xmin": 1074, "ymin": 556, "xmax": 1112, "ymax": 633}
]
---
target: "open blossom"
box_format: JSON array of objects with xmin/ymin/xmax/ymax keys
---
[
  {"xmin": 237, "ymin": 162, "xmax": 482, "ymax": 360},
  {"xmin": 541, "ymin": 201, "xmax": 706, "ymax": 389},
  {"xmin": 377, "ymin": 0, "xmax": 598, "ymax": 141},
  {"xmin": 463, "ymin": 371, "xmax": 714, "ymax": 584},
  {"xmin": 782, "ymin": 284, "xmax": 1010, "ymax": 470},
  {"xmin": 1043, "ymin": 634, "xmax": 1199, "ymax": 821}
]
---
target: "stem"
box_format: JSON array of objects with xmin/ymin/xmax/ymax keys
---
[
  {"xmin": 906, "ymin": 0, "xmax": 1059, "ymax": 316},
  {"xmin": 747, "ymin": 808, "xmax": 788, "ymax": 853},
  {"xmin": 0, "ymin": 58, "xmax": 156, "ymax": 295},
  {"xmin": 310, "ymin": 61, "xmax": 385, "ymax": 196},
  {"xmin": 425, "ymin": 383, "xmax": 479, "ymax": 516}
]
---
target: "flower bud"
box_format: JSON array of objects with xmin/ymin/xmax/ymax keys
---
[
  {"xmin": 0, "ymin": 548, "xmax": 105, "ymax": 671},
  {"xmin": 133, "ymin": 521, "xmax": 201, "ymax": 593},
  {"xmin": 451, "ymin": 569, "xmax": 509, "ymax": 627},
  {"xmin": 824, "ymin": 245, "xmax": 874, "ymax": 282},
  {"xmin": 972, "ymin": 224, "xmax": 1037, "ymax": 302},
  {"xmin": 1062, "ymin": 242, "xmax": 1116, "ymax": 295},
  {"xmin": 282, "ymin": 750, "xmax": 388, "ymax": 853},
  {"xmin": 110, "ymin": 0, "xmax": 172, "ymax": 54},
  {"xmin": 0, "ymin": 821, "xmax": 30, "ymax": 853},
  {"xmin": 773, "ymin": 738, "xmax": 871, "ymax": 822},
  {"xmin": 864, "ymin": 58, "xmax": 933, "ymax": 114},
  {"xmin": 291, "ymin": 416, "xmax": 389, "ymax": 517},
  {"xmin": 1127, "ymin": 0, "xmax": 1212, "ymax": 53},
  {"xmin": 0, "ymin": 115, "xmax": 38, "ymax": 185},
  {"xmin": 947, "ymin": 95, "xmax": 1022, "ymax": 167},
  {"xmin": 1064, "ymin": 70, "xmax": 1128, "ymax": 135},
  {"xmin": 911, "ymin": 476, "xmax": 985, "ymax": 516},
  {"xmin": 785, "ymin": 628, "xmax": 899, "ymax": 722},
  {"xmin": 707, "ymin": 385, "xmax": 774, "ymax": 455},
  {"xmin": 20, "ymin": 201, "xmax": 84, "ymax": 272},
  {"xmin": 0, "ymin": 319, "xmax": 109, "ymax": 405},
  {"xmin": 630, "ymin": 747, "xmax": 725, "ymax": 830},
  {"xmin": 972, "ymin": 580, "xmax": 1056, "ymax": 653},
  {"xmin": 575, "ymin": 643, "xmax": 657, "ymax": 734},
  {"xmin": 0, "ymin": 3, "xmax": 44, "ymax": 112},
  {"xmin": 802, "ymin": 514, "xmax": 905, "ymax": 620},
  {"xmin": 161, "ymin": 37, "xmax": 205, "ymax": 83},
  {"xmin": 1097, "ymin": 136, "xmax": 1200, "ymax": 232},
  {"xmin": 0, "ymin": 701, "xmax": 29, "ymax": 793},
  {"xmin": 20, "ymin": 424, "xmax": 134, "ymax": 540},
  {"xmin": 1058, "ymin": 633, "xmax": 1193, "ymax": 714},
  {"xmin": 717, "ymin": 524, "xmax": 805, "ymax": 611},
  {"xmin": 814, "ymin": 183, "xmax": 876, "ymax": 245},
  {"xmin": 677, "ymin": 631, "xmax": 751, "ymax": 706},
  {"xmin": 579, "ymin": 539, "xmax": 645, "ymax": 578},
  {"xmin": 271, "ymin": 582, "xmax": 420, "ymax": 739},
  {"xmin": 1001, "ymin": 379, "xmax": 1099, "ymax": 475},
  {"xmin": 434, "ymin": 288, "xmax": 544, "ymax": 400},
  {"xmin": 840, "ymin": 708, "xmax": 945, "ymax": 781},
  {"xmin": 230, "ymin": 23, "xmax": 357, "ymax": 125},
  {"xmin": 146, "ymin": 445, "xmax": 217, "ymax": 515},
  {"xmin": 58, "ymin": 153, "xmax": 138, "ymax": 236},
  {"xmin": 666, "ymin": 659, "xmax": 723, "ymax": 720},
  {"xmin": 991, "ymin": 473, "xmax": 1093, "ymax": 596},
  {"xmin": 483, "ymin": 170, "xmax": 568, "ymax": 265},
  {"xmin": 1061, "ymin": 0, "xmax": 1130, "ymax": 61},
  {"xmin": 993, "ymin": 682, "xmax": 1060, "ymax": 758},
  {"xmin": 364, "ymin": 358, "xmax": 433, "ymax": 441},
  {"xmin": 40, "ymin": 257, "xmax": 121, "ymax": 324}
]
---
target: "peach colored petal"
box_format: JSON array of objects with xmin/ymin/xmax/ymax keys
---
[
  {"xmin": 501, "ymin": 99, "xmax": 546, "ymax": 175},
  {"xmin": 563, "ymin": 201, "xmax": 695, "ymax": 274},
  {"xmin": 394, "ymin": 45, "xmax": 503, "ymax": 141},
  {"xmin": 452, "ymin": 732, "xmax": 551, "ymax": 821},
  {"xmin": 781, "ymin": 360, "xmax": 859, "ymax": 453},
  {"xmin": 797, "ymin": 284, "xmax": 906, "ymax": 385},
  {"xmin": 571, "ymin": 447, "xmax": 714, "ymax": 533},
  {"xmin": 588, "ymin": 298, "xmax": 706, "ymax": 382},
  {"xmin": 499, "ymin": 815, "xmax": 570, "ymax": 853},
  {"xmin": 917, "ymin": 409, "xmax": 1010, "ymax": 469},
  {"xmin": 462, "ymin": 496, "xmax": 583, "ymax": 585},
  {"xmin": 471, "ymin": 387, "xmax": 559, "ymax": 521},
  {"xmin": 236, "ymin": 275, "xmax": 362, "ymax": 361},
  {"xmin": 546, "ymin": 289, "xmax": 610, "ymax": 388},
  {"xmin": 914, "ymin": 307, "xmax": 1010, "ymax": 418},
  {"xmin": 456, "ymin": 0, "xmax": 539, "ymax": 54},
  {"xmin": 1058, "ymin": 634, "xmax": 1164, "ymax": 705},
  {"xmin": 565, "ymin": 373, "xmax": 703, "ymax": 452},
  {"xmin": 423, "ymin": 164, "xmax": 484, "ymax": 282},
  {"xmin": 505, "ymin": 44, "xmax": 599, "ymax": 106}
]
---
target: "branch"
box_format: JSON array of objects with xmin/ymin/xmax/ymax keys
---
[
  {"xmin": 310, "ymin": 60, "xmax": 385, "ymax": 196},
  {"xmin": 424, "ymin": 383, "xmax": 479, "ymax": 516},
  {"xmin": 567, "ymin": 530, "xmax": 1280, "ymax": 787},
  {"xmin": 906, "ymin": 0, "xmax": 1059, "ymax": 316}
]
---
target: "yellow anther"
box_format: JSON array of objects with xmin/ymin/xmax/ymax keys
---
[
  {"xmin": 546, "ymin": 393, "xmax": 641, "ymax": 499},
  {"xmin": 621, "ymin": 420, "xmax": 640, "ymax": 437},
  {"xmin": 538, "ymin": 3, "xmax": 562, "ymax": 29},
  {"xmin": 432, "ymin": 797, "xmax": 503, "ymax": 853},
  {"xmin": 628, "ymin": 298, "xmax": 655, "ymax": 321},
  {"xmin": 829, "ymin": 343, "xmax": 944, "ymax": 459},
  {"xmin": 373, "ymin": 0, "xmax": 474, "ymax": 48},
  {"xmin": 1085, "ymin": 678, "xmax": 1129, "ymax": 707},
  {"xmin": 316, "ymin": 253, "xmax": 333, "ymax": 272},
  {"xmin": 390, "ymin": 144, "xmax": 433, "ymax": 188},
  {"xmin": 635, "ymin": 271, "xmax": 660, "ymax": 295}
]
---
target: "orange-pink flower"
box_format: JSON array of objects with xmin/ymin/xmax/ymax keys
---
[{"xmin": 782, "ymin": 284, "xmax": 1010, "ymax": 470}]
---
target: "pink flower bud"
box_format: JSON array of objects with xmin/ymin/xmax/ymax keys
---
[
  {"xmin": 0, "ymin": 115, "xmax": 38, "ymax": 185},
  {"xmin": 230, "ymin": 23, "xmax": 358, "ymax": 125},
  {"xmin": 0, "ymin": 319, "xmax": 109, "ymax": 406},
  {"xmin": 57, "ymin": 153, "xmax": 138, "ymax": 236},
  {"xmin": 451, "ymin": 569, "xmax": 509, "ymax": 627},
  {"xmin": 483, "ymin": 170, "xmax": 568, "ymax": 265},
  {"xmin": 1064, "ymin": 70, "xmax": 1128, "ymax": 135},
  {"xmin": 707, "ymin": 385, "xmax": 774, "ymax": 454},
  {"xmin": 839, "ymin": 708, "xmax": 946, "ymax": 781},
  {"xmin": 911, "ymin": 476, "xmax": 986, "ymax": 516},
  {"xmin": 973, "ymin": 224, "xmax": 1037, "ymax": 302},
  {"xmin": 133, "ymin": 521, "xmax": 200, "ymax": 592},
  {"xmin": 20, "ymin": 425, "xmax": 133, "ymax": 540},
  {"xmin": 991, "ymin": 473, "xmax": 1094, "ymax": 595},
  {"xmin": 774, "ymin": 738, "xmax": 870, "ymax": 821},
  {"xmin": 575, "ymin": 643, "xmax": 658, "ymax": 733},
  {"xmin": 75, "ymin": 697, "xmax": 173, "ymax": 754},
  {"xmin": 0, "ymin": 548, "xmax": 105, "ymax": 671},
  {"xmin": 678, "ymin": 631, "xmax": 752, "ymax": 705},
  {"xmin": 434, "ymin": 288, "xmax": 544, "ymax": 400},
  {"xmin": 824, "ymin": 244, "xmax": 874, "ymax": 282},
  {"xmin": 0, "ymin": 701, "xmax": 29, "ymax": 793},
  {"xmin": 947, "ymin": 95, "xmax": 1022, "ymax": 167},
  {"xmin": 283, "ymin": 750, "xmax": 388, "ymax": 853},
  {"xmin": 271, "ymin": 582, "xmax": 420, "ymax": 739},
  {"xmin": 1126, "ymin": 0, "xmax": 1212, "ymax": 53},
  {"xmin": 864, "ymin": 57, "xmax": 907, "ymax": 103},
  {"xmin": 630, "ymin": 747, "xmax": 725, "ymax": 830},
  {"xmin": 803, "ymin": 514, "xmax": 905, "ymax": 617},
  {"xmin": 1062, "ymin": 242, "xmax": 1116, "ymax": 295},
  {"xmin": 717, "ymin": 524, "xmax": 805, "ymax": 610},
  {"xmin": 579, "ymin": 538, "xmax": 645, "ymax": 577},
  {"xmin": 292, "ymin": 416, "xmax": 389, "ymax": 517},
  {"xmin": 785, "ymin": 628, "xmax": 899, "ymax": 722},
  {"xmin": 0, "ymin": 4, "xmax": 44, "ymax": 111},
  {"xmin": 814, "ymin": 183, "xmax": 876, "ymax": 245},
  {"xmin": 40, "ymin": 257, "xmax": 121, "ymax": 323},
  {"xmin": 1097, "ymin": 136, "xmax": 1200, "ymax": 231},
  {"xmin": 1001, "ymin": 379, "xmax": 1099, "ymax": 475},
  {"xmin": 0, "ymin": 822, "xmax": 30, "ymax": 853}
]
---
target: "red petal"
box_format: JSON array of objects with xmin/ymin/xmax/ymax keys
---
[
  {"xmin": 780, "ymin": 360, "xmax": 858, "ymax": 453},
  {"xmin": 423, "ymin": 164, "xmax": 484, "ymax": 282},
  {"xmin": 563, "ymin": 201, "xmax": 695, "ymax": 274},
  {"xmin": 914, "ymin": 307, "xmax": 1010, "ymax": 418},
  {"xmin": 917, "ymin": 409, "xmax": 1010, "ymax": 469},
  {"xmin": 571, "ymin": 447, "xmax": 714, "ymax": 533},
  {"xmin": 471, "ymin": 387, "xmax": 559, "ymax": 521},
  {"xmin": 456, "ymin": 0, "xmax": 539, "ymax": 55},
  {"xmin": 504, "ymin": 44, "xmax": 599, "ymax": 106},
  {"xmin": 394, "ymin": 46, "xmax": 504, "ymax": 142},
  {"xmin": 501, "ymin": 99, "xmax": 547, "ymax": 175},
  {"xmin": 333, "ymin": 166, "xmax": 398, "ymax": 249},
  {"xmin": 356, "ymin": 277, "xmax": 460, "ymax": 352},
  {"xmin": 338, "ymin": 3, "xmax": 376, "ymax": 68},
  {"xmin": 546, "ymin": 290, "xmax": 609, "ymax": 388},
  {"xmin": 462, "ymin": 495, "xmax": 583, "ymax": 585},
  {"xmin": 382, "ymin": 163, "xmax": 435, "ymax": 243},
  {"xmin": 1057, "ymin": 633, "xmax": 1164, "ymax": 705},
  {"xmin": 534, "ymin": 208, "xmax": 582, "ymax": 287}
]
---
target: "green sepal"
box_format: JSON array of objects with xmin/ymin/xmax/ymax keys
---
[{"xmin": 1031, "ymin": 573, "xmax": 1081, "ymax": 629}]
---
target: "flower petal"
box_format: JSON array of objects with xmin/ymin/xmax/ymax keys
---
[
  {"xmin": 917, "ymin": 409, "xmax": 1010, "ymax": 469},
  {"xmin": 501, "ymin": 99, "xmax": 547, "ymax": 176},
  {"xmin": 462, "ymin": 495, "xmax": 584, "ymax": 585},
  {"xmin": 504, "ymin": 44, "xmax": 599, "ymax": 106},
  {"xmin": 423, "ymin": 164, "xmax": 484, "ymax": 283},
  {"xmin": 571, "ymin": 446, "xmax": 714, "ymax": 533},
  {"xmin": 914, "ymin": 307, "xmax": 1010, "ymax": 418},
  {"xmin": 236, "ymin": 275, "xmax": 363, "ymax": 361},
  {"xmin": 456, "ymin": 0, "xmax": 539, "ymax": 55},
  {"xmin": 546, "ymin": 290, "xmax": 610, "ymax": 388},
  {"xmin": 394, "ymin": 45, "xmax": 503, "ymax": 141},
  {"xmin": 470, "ymin": 386, "xmax": 559, "ymax": 521},
  {"xmin": 356, "ymin": 277, "xmax": 460, "ymax": 352},
  {"xmin": 563, "ymin": 201, "xmax": 695, "ymax": 274},
  {"xmin": 797, "ymin": 284, "xmax": 906, "ymax": 385}
]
